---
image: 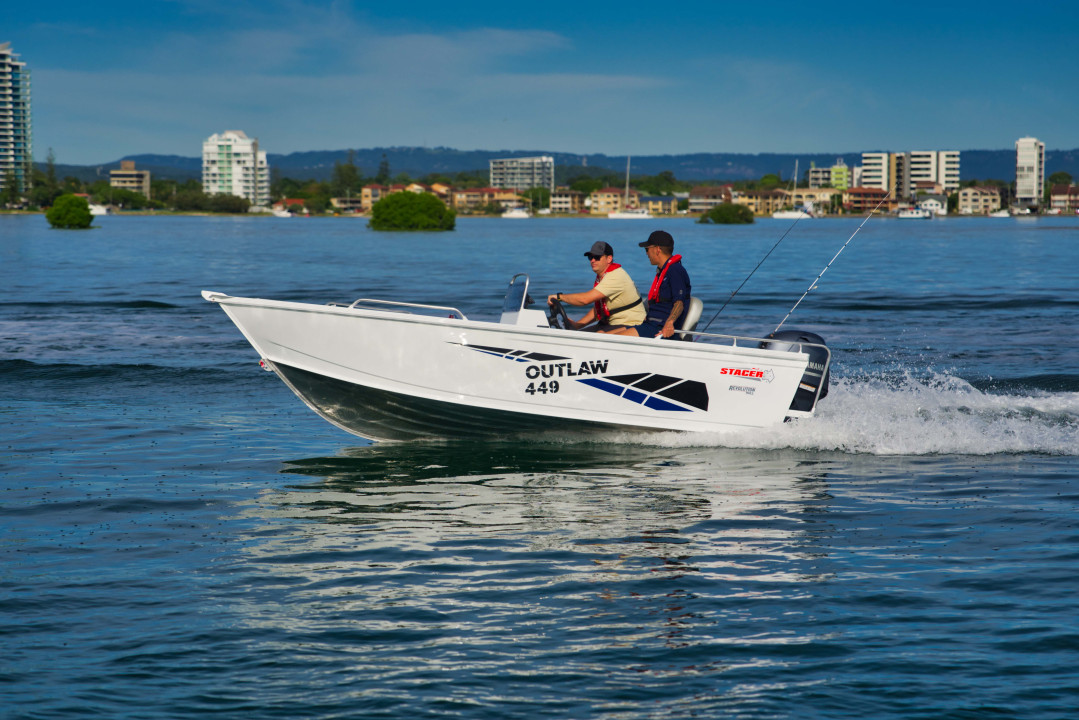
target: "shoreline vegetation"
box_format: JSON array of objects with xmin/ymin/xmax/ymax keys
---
[{"xmin": 6, "ymin": 151, "xmax": 1069, "ymax": 219}]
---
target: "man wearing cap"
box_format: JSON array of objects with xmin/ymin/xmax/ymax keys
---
[
  {"xmin": 609, "ymin": 230, "xmax": 691, "ymax": 339},
  {"xmin": 547, "ymin": 241, "xmax": 645, "ymax": 331}
]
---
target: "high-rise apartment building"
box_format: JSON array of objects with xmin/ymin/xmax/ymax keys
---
[
  {"xmin": 0, "ymin": 42, "xmax": 32, "ymax": 197},
  {"xmin": 489, "ymin": 156, "xmax": 555, "ymax": 192},
  {"xmin": 910, "ymin": 151, "xmax": 960, "ymax": 194},
  {"xmin": 202, "ymin": 130, "xmax": 270, "ymax": 207},
  {"xmin": 1015, "ymin": 137, "xmax": 1045, "ymax": 207},
  {"xmin": 861, "ymin": 150, "xmax": 959, "ymax": 198}
]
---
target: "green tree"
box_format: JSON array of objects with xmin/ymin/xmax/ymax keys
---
[
  {"xmin": 375, "ymin": 154, "xmax": 391, "ymax": 185},
  {"xmin": 46, "ymin": 194, "xmax": 93, "ymax": 229},
  {"xmin": 369, "ymin": 192, "xmax": 455, "ymax": 231},
  {"xmin": 520, "ymin": 186, "xmax": 550, "ymax": 209},
  {"xmin": 698, "ymin": 203, "xmax": 754, "ymax": 225},
  {"xmin": 1048, "ymin": 171, "xmax": 1073, "ymax": 186},
  {"xmin": 1, "ymin": 169, "xmax": 20, "ymax": 207},
  {"xmin": 331, "ymin": 150, "xmax": 364, "ymax": 197}
]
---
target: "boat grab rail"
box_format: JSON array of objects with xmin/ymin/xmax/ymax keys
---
[{"xmin": 327, "ymin": 298, "xmax": 469, "ymax": 320}]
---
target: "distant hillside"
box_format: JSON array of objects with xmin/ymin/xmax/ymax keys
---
[{"xmin": 44, "ymin": 147, "xmax": 1079, "ymax": 184}]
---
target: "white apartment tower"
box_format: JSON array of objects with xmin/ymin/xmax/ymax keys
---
[
  {"xmin": 909, "ymin": 151, "xmax": 960, "ymax": 194},
  {"xmin": 860, "ymin": 152, "xmax": 889, "ymax": 192},
  {"xmin": 489, "ymin": 156, "xmax": 555, "ymax": 192},
  {"xmin": 202, "ymin": 130, "xmax": 270, "ymax": 207},
  {"xmin": 0, "ymin": 42, "xmax": 32, "ymax": 197},
  {"xmin": 1015, "ymin": 137, "xmax": 1045, "ymax": 207}
]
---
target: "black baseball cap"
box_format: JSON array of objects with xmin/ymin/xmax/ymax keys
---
[{"xmin": 639, "ymin": 230, "xmax": 674, "ymax": 248}]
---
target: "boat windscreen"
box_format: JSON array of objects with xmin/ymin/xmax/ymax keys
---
[{"xmin": 501, "ymin": 274, "xmax": 530, "ymax": 314}]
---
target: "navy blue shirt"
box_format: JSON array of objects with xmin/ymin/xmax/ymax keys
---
[{"xmin": 647, "ymin": 258, "xmax": 691, "ymax": 328}]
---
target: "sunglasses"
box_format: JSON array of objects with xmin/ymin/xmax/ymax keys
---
[{"xmin": 586, "ymin": 254, "xmax": 602, "ymax": 261}]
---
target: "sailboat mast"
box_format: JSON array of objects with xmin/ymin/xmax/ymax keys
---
[{"xmin": 624, "ymin": 156, "xmax": 631, "ymax": 208}]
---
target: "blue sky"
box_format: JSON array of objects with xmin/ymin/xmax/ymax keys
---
[{"xmin": 8, "ymin": 0, "xmax": 1078, "ymax": 165}]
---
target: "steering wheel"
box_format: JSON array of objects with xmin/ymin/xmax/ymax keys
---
[{"xmin": 547, "ymin": 298, "xmax": 572, "ymax": 329}]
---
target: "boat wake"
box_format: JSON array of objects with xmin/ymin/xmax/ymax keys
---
[{"xmin": 571, "ymin": 372, "xmax": 1079, "ymax": 456}]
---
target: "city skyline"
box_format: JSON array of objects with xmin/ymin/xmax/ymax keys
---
[{"xmin": 7, "ymin": 0, "xmax": 1079, "ymax": 166}]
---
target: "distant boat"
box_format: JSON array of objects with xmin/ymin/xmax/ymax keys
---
[
  {"xmin": 773, "ymin": 200, "xmax": 815, "ymax": 220},
  {"xmin": 272, "ymin": 208, "xmax": 292, "ymax": 218},
  {"xmin": 897, "ymin": 207, "xmax": 931, "ymax": 219},
  {"xmin": 608, "ymin": 207, "xmax": 654, "ymax": 219},
  {"xmin": 988, "ymin": 209, "xmax": 1011, "ymax": 218},
  {"xmin": 772, "ymin": 161, "xmax": 815, "ymax": 219},
  {"xmin": 609, "ymin": 156, "xmax": 653, "ymax": 219},
  {"xmin": 502, "ymin": 207, "xmax": 531, "ymax": 219},
  {"xmin": 89, "ymin": 204, "xmax": 109, "ymax": 216}
]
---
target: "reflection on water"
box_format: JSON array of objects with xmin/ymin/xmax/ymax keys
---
[{"xmin": 227, "ymin": 444, "xmax": 839, "ymax": 678}]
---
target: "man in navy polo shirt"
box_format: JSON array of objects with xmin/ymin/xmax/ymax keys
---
[{"xmin": 609, "ymin": 230, "xmax": 691, "ymax": 339}]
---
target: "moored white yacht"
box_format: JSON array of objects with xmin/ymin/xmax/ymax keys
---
[{"xmin": 203, "ymin": 274, "xmax": 830, "ymax": 442}]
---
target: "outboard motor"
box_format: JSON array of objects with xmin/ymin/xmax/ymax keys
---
[{"xmin": 759, "ymin": 330, "xmax": 830, "ymax": 412}]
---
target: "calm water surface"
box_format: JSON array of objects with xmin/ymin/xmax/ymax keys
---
[{"xmin": 2, "ymin": 213, "xmax": 1078, "ymax": 718}]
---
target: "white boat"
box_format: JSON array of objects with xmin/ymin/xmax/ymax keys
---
[
  {"xmin": 772, "ymin": 161, "xmax": 815, "ymax": 220},
  {"xmin": 608, "ymin": 207, "xmax": 654, "ymax": 219},
  {"xmin": 202, "ymin": 274, "xmax": 830, "ymax": 442},
  {"xmin": 272, "ymin": 208, "xmax": 292, "ymax": 218},
  {"xmin": 89, "ymin": 203, "xmax": 109, "ymax": 216},
  {"xmin": 897, "ymin": 207, "xmax": 931, "ymax": 219},
  {"xmin": 988, "ymin": 209, "xmax": 1011, "ymax": 218},
  {"xmin": 773, "ymin": 200, "xmax": 815, "ymax": 220},
  {"xmin": 501, "ymin": 207, "xmax": 531, "ymax": 219},
  {"xmin": 609, "ymin": 156, "xmax": 654, "ymax": 219}
]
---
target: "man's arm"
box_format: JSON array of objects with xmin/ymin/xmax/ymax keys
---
[
  {"xmin": 547, "ymin": 288, "xmax": 605, "ymax": 307},
  {"xmin": 660, "ymin": 300, "xmax": 684, "ymax": 338}
]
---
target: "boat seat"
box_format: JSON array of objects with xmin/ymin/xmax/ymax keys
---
[{"xmin": 679, "ymin": 296, "xmax": 704, "ymax": 339}]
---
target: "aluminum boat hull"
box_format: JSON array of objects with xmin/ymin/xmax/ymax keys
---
[{"xmin": 203, "ymin": 291, "xmax": 825, "ymax": 442}]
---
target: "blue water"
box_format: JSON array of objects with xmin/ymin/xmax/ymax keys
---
[{"xmin": 3, "ymin": 213, "xmax": 1079, "ymax": 719}]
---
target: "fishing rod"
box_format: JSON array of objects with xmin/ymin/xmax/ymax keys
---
[
  {"xmin": 772, "ymin": 187, "xmax": 894, "ymax": 335},
  {"xmin": 698, "ymin": 210, "xmax": 807, "ymax": 333}
]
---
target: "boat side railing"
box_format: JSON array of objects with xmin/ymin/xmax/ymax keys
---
[{"xmin": 326, "ymin": 298, "xmax": 468, "ymax": 320}]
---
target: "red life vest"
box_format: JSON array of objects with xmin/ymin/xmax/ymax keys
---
[
  {"xmin": 593, "ymin": 263, "xmax": 622, "ymax": 321},
  {"xmin": 648, "ymin": 255, "xmax": 683, "ymax": 302}
]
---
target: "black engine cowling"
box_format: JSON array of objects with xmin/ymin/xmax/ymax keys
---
[{"xmin": 759, "ymin": 330, "xmax": 830, "ymax": 412}]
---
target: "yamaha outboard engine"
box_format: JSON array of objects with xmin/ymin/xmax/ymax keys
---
[{"xmin": 759, "ymin": 330, "xmax": 830, "ymax": 412}]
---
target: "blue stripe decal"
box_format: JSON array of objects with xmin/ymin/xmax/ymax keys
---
[{"xmin": 644, "ymin": 396, "xmax": 691, "ymax": 412}]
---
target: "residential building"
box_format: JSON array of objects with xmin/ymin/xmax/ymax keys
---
[
  {"xmin": 785, "ymin": 187, "xmax": 839, "ymax": 212},
  {"xmin": 808, "ymin": 163, "xmax": 831, "ymax": 189},
  {"xmin": 451, "ymin": 187, "xmax": 519, "ymax": 213},
  {"xmin": 1050, "ymin": 185, "xmax": 1079, "ymax": 213},
  {"xmin": 489, "ymin": 156, "xmax": 555, "ymax": 193},
  {"xmin": 844, "ymin": 187, "xmax": 895, "ymax": 213},
  {"xmin": 860, "ymin": 153, "xmax": 890, "ymax": 193},
  {"xmin": 958, "ymin": 186, "xmax": 1002, "ymax": 215},
  {"xmin": 733, "ymin": 189, "xmax": 786, "ymax": 215},
  {"xmin": 330, "ymin": 196, "xmax": 364, "ymax": 213},
  {"xmin": 687, "ymin": 185, "xmax": 732, "ymax": 214},
  {"xmin": 910, "ymin": 151, "xmax": 960, "ymax": 195},
  {"xmin": 361, "ymin": 184, "xmax": 388, "ymax": 211},
  {"xmin": 639, "ymin": 195, "xmax": 678, "ymax": 215},
  {"xmin": 808, "ymin": 159, "xmax": 851, "ymax": 190},
  {"xmin": 917, "ymin": 194, "xmax": 948, "ymax": 216},
  {"xmin": 201, "ymin": 130, "xmax": 270, "ymax": 207},
  {"xmin": 0, "ymin": 42, "xmax": 32, "ymax": 197},
  {"xmin": 1015, "ymin": 137, "xmax": 1045, "ymax": 207},
  {"xmin": 590, "ymin": 186, "xmax": 640, "ymax": 215},
  {"xmin": 550, "ymin": 188, "xmax": 585, "ymax": 214},
  {"xmin": 830, "ymin": 159, "xmax": 851, "ymax": 190},
  {"xmin": 110, "ymin": 160, "xmax": 151, "ymax": 197}
]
